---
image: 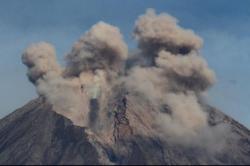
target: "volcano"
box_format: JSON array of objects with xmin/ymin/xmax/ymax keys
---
[
  {"xmin": 0, "ymin": 96, "xmax": 249, "ymax": 165},
  {"xmin": 1, "ymin": 8, "xmax": 250, "ymax": 165}
]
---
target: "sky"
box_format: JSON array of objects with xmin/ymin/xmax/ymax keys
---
[{"xmin": 0, "ymin": 0, "xmax": 249, "ymax": 128}]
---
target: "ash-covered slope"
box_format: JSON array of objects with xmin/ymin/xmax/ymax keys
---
[
  {"xmin": 0, "ymin": 97, "xmax": 249, "ymax": 165},
  {"xmin": 0, "ymin": 98, "xmax": 101, "ymax": 165}
]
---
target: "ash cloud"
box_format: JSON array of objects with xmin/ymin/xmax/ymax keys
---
[
  {"xmin": 22, "ymin": 9, "xmax": 230, "ymax": 150},
  {"xmin": 22, "ymin": 22, "xmax": 128, "ymax": 128},
  {"xmin": 37, "ymin": 73, "xmax": 89, "ymax": 127},
  {"xmin": 156, "ymin": 50, "xmax": 216, "ymax": 91},
  {"xmin": 22, "ymin": 42, "xmax": 62, "ymax": 84},
  {"xmin": 124, "ymin": 9, "xmax": 228, "ymax": 149},
  {"xmin": 133, "ymin": 9, "xmax": 203, "ymax": 64},
  {"xmin": 65, "ymin": 21, "xmax": 128, "ymax": 76}
]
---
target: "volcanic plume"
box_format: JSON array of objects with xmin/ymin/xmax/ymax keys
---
[
  {"xmin": 20, "ymin": 9, "xmax": 226, "ymax": 146},
  {"xmin": 7, "ymin": 9, "xmax": 249, "ymax": 165}
]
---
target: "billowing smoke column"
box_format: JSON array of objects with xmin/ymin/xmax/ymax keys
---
[
  {"xmin": 22, "ymin": 42, "xmax": 90, "ymax": 126},
  {"xmin": 37, "ymin": 73, "xmax": 89, "ymax": 127},
  {"xmin": 124, "ymin": 9, "xmax": 225, "ymax": 147},
  {"xmin": 64, "ymin": 22, "xmax": 128, "ymax": 129},
  {"xmin": 22, "ymin": 42, "xmax": 62, "ymax": 84},
  {"xmin": 22, "ymin": 22, "xmax": 128, "ymax": 127},
  {"xmin": 134, "ymin": 9, "xmax": 203, "ymax": 65},
  {"xmin": 156, "ymin": 50, "xmax": 215, "ymax": 91},
  {"xmin": 66, "ymin": 21, "xmax": 128, "ymax": 76},
  {"xmin": 22, "ymin": 9, "xmax": 226, "ymax": 149}
]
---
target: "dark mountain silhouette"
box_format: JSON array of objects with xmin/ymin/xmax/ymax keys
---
[{"xmin": 0, "ymin": 96, "xmax": 249, "ymax": 165}]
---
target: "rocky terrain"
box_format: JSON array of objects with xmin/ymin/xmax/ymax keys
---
[{"xmin": 0, "ymin": 96, "xmax": 249, "ymax": 165}]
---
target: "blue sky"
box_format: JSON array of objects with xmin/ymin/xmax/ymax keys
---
[{"xmin": 0, "ymin": 0, "xmax": 249, "ymax": 128}]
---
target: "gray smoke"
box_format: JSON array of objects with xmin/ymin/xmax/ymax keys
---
[
  {"xmin": 124, "ymin": 9, "xmax": 229, "ymax": 149},
  {"xmin": 22, "ymin": 22, "xmax": 128, "ymax": 128},
  {"xmin": 37, "ymin": 72, "xmax": 90, "ymax": 127},
  {"xmin": 22, "ymin": 42, "xmax": 62, "ymax": 84},
  {"xmin": 156, "ymin": 50, "xmax": 216, "ymax": 91},
  {"xmin": 22, "ymin": 43, "xmax": 90, "ymax": 126},
  {"xmin": 65, "ymin": 21, "xmax": 128, "ymax": 76},
  {"xmin": 133, "ymin": 9, "xmax": 202, "ymax": 65},
  {"xmin": 22, "ymin": 9, "xmax": 230, "ymax": 150}
]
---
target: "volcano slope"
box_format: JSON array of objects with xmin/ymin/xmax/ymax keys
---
[{"xmin": 0, "ymin": 95, "xmax": 249, "ymax": 165}]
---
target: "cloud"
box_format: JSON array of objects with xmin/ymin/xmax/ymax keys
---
[
  {"xmin": 65, "ymin": 21, "xmax": 128, "ymax": 76},
  {"xmin": 21, "ymin": 9, "xmax": 230, "ymax": 150},
  {"xmin": 37, "ymin": 72, "xmax": 89, "ymax": 127},
  {"xmin": 122, "ymin": 9, "xmax": 228, "ymax": 150},
  {"xmin": 156, "ymin": 50, "xmax": 216, "ymax": 91},
  {"xmin": 134, "ymin": 9, "xmax": 202, "ymax": 60},
  {"xmin": 22, "ymin": 42, "xmax": 62, "ymax": 84}
]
